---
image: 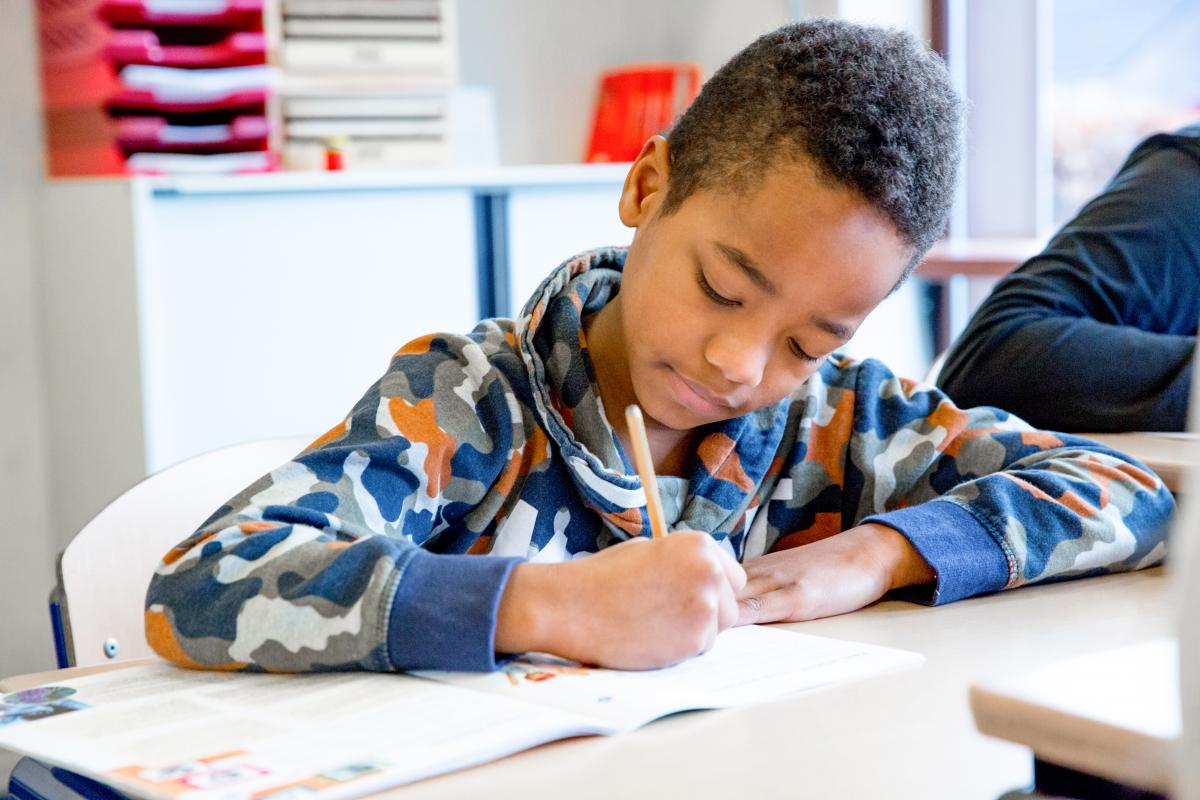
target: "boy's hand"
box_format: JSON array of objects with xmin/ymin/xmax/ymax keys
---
[
  {"xmin": 735, "ymin": 524, "xmax": 935, "ymax": 625},
  {"xmin": 496, "ymin": 531, "xmax": 746, "ymax": 670}
]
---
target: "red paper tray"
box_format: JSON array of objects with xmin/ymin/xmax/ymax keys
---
[
  {"xmin": 116, "ymin": 114, "xmax": 269, "ymax": 154},
  {"xmin": 106, "ymin": 87, "xmax": 267, "ymax": 115},
  {"xmin": 105, "ymin": 30, "xmax": 266, "ymax": 68},
  {"xmin": 99, "ymin": 0, "xmax": 264, "ymax": 30},
  {"xmin": 125, "ymin": 150, "xmax": 279, "ymax": 174}
]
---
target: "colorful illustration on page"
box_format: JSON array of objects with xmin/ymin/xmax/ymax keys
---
[
  {"xmin": 0, "ymin": 686, "xmax": 89, "ymax": 727},
  {"xmin": 110, "ymin": 751, "xmax": 391, "ymax": 799},
  {"xmin": 255, "ymin": 758, "xmax": 390, "ymax": 799},
  {"xmin": 501, "ymin": 654, "xmax": 593, "ymax": 686},
  {"xmin": 109, "ymin": 750, "xmax": 271, "ymax": 797}
]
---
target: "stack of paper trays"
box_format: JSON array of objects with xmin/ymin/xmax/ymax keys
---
[
  {"xmin": 279, "ymin": 0, "xmax": 451, "ymax": 77},
  {"xmin": 98, "ymin": 0, "xmax": 277, "ymax": 173},
  {"xmin": 276, "ymin": 0, "xmax": 457, "ymax": 170}
]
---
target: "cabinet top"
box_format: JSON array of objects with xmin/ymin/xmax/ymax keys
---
[{"xmin": 49, "ymin": 163, "xmax": 633, "ymax": 197}]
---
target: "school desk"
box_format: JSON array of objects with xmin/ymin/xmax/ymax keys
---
[
  {"xmin": 3, "ymin": 567, "xmax": 1168, "ymax": 799},
  {"xmin": 916, "ymin": 237, "xmax": 1043, "ymax": 352},
  {"xmin": 972, "ymin": 637, "xmax": 1176, "ymax": 797}
]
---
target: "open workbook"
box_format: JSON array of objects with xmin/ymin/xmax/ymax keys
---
[{"xmin": 0, "ymin": 625, "xmax": 920, "ymax": 800}]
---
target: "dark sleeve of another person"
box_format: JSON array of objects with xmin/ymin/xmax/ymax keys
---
[{"xmin": 937, "ymin": 125, "xmax": 1200, "ymax": 432}]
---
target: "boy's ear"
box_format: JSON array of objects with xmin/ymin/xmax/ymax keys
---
[{"xmin": 618, "ymin": 135, "xmax": 671, "ymax": 228}]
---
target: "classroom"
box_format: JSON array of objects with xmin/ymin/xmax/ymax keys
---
[{"xmin": 2, "ymin": 1, "xmax": 1199, "ymax": 798}]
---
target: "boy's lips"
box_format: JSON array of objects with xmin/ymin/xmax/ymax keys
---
[{"xmin": 667, "ymin": 368, "xmax": 735, "ymax": 414}]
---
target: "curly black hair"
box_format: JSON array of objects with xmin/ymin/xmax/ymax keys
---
[{"xmin": 661, "ymin": 18, "xmax": 962, "ymax": 274}]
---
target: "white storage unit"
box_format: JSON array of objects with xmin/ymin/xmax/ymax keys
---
[
  {"xmin": 137, "ymin": 187, "xmax": 478, "ymax": 471},
  {"xmin": 506, "ymin": 185, "xmax": 634, "ymax": 310},
  {"xmin": 274, "ymin": 0, "xmax": 459, "ymax": 170}
]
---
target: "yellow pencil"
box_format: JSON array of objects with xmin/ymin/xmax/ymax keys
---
[{"xmin": 624, "ymin": 404, "xmax": 669, "ymax": 538}]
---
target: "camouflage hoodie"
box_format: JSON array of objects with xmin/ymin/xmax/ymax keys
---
[{"xmin": 146, "ymin": 248, "xmax": 1174, "ymax": 672}]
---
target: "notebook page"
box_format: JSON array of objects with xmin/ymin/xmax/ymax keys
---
[{"xmin": 420, "ymin": 624, "xmax": 923, "ymax": 731}]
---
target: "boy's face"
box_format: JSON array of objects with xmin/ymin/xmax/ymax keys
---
[{"xmin": 610, "ymin": 138, "xmax": 912, "ymax": 432}]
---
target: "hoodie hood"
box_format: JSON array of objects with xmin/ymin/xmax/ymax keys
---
[{"xmin": 514, "ymin": 248, "xmax": 794, "ymax": 552}]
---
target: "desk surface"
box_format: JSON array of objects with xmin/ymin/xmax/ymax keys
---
[{"xmin": 3, "ymin": 568, "xmax": 1168, "ymax": 800}]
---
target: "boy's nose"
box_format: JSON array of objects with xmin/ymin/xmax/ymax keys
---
[{"xmin": 705, "ymin": 331, "xmax": 768, "ymax": 389}]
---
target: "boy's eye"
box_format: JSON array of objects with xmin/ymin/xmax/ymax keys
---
[
  {"xmin": 788, "ymin": 339, "xmax": 820, "ymax": 363},
  {"xmin": 696, "ymin": 269, "xmax": 740, "ymax": 307},
  {"xmin": 697, "ymin": 267, "xmax": 819, "ymax": 363}
]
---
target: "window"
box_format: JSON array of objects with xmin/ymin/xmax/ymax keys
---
[{"xmin": 1051, "ymin": 0, "xmax": 1200, "ymax": 223}]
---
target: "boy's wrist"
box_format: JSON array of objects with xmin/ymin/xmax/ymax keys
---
[
  {"xmin": 859, "ymin": 523, "xmax": 936, "ymax": 591},
  {"xmin": 495, "ymin": 562, "xmax": 573, "ymax": 657}
]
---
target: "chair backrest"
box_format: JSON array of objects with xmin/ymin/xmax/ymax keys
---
[
  {"xmin": 51, "ymin": 436, "xmax": 312, "ymax": 668},
  {"xmin": 924, "ymin": 349, "xmax": 949, "ymax": 385}
]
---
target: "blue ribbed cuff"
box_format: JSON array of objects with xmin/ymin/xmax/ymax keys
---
[
  {"xmin": 863, "ymin": 500, "xmax": 1011, "ymax": 606},
  {"xmin": 387, "ymin": 550, "xmax": 522, "ymax": 671}
]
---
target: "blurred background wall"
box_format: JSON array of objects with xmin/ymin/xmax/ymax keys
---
[
  {"xmin": 1, "ymin": 0, "xmax": 57, "ymax": 782},
  {"xmin": 1, "ymin": 0, "xmax": 57, "ymax": 679}
]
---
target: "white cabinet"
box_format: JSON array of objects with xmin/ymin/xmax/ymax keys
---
[
  {"xmin": 506, "ymin": 185, "xmax": 634, "ymax": 310},
  {"xmin": 138, "ymin": 188, "xmax": 480, "ymax": 473}
]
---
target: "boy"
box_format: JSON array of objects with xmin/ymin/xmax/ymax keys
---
[{"xmin": 146, "ymin": 19, "xmax": 1173, "ymax": 674}]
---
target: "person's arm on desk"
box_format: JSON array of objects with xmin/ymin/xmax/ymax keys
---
[
  {"xmin": 734, "ymin": 357, "xmax": 1174, "ymax": 625},
  {"xmin": 937, "ymin": 125, "xmax": 1200, "ymax": 432}
]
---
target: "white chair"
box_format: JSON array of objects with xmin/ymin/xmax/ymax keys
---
[
  {"xmin": 924, "ymin": 349, "xmax": 949, "ymax": 385},
  {"xmin": 49, "ymin": 436, "xmax": 313, "ymax": 668}
]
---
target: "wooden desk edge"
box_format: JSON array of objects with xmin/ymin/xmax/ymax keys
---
[
  {"xmin": 1, "ymin": 658, "xmax": 159, "ymax": 693},
  {"xmin": 916, "ymin": 238, "xmax": 1044, "ymax": 279}
]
